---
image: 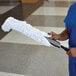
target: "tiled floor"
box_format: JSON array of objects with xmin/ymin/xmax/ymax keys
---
[
  {"xmin": 0, "ymin": 6, "xmax": 15, "ymax": 14},
  {"xmin": 0, "ymin": 0, "xmax": 75, "ymax": 76}
]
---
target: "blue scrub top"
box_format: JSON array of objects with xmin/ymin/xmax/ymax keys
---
[{"xmin": 64, "ymin": 3, "xmax": 76, "ymax": 48}]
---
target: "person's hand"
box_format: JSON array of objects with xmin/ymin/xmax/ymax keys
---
[
  {"xmin": 49, "ymin": 32, "xmax": 60, "ymax": 40},
  {"xmin": 66, "ymin": 48, "xmax": 76, "ymax": 57}
]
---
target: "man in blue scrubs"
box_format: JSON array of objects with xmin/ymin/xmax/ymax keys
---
[{"xmin": 49, "ymin": 3, "xmax": 76, "ymax": 76}]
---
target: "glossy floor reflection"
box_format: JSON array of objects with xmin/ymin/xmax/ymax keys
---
[{"xmin": 0, "ymin": 0, "xmax": 75, "ymax": 76}]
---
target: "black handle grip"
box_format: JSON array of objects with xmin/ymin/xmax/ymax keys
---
[{"xmin": 61, "ymin": 45, "xmax": 69, "ymax": 52}]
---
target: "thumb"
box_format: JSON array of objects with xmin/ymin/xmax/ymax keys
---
[{"xmin": 51, "ymin": 32, "xmax": 57, "ymax": 36}]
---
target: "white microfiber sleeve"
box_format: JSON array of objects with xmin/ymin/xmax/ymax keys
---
[{"xmin": 1, "ymin": 17, "xmax": 51, "ymax": 46}]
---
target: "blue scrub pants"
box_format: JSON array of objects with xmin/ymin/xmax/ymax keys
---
[{"xmin": 69, "ymin": 56, "xmax": 76, "ymax": 76}]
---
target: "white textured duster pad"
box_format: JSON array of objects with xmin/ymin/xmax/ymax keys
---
[{"xmin": 1, "ymin": 17, "xmax": 51, "ymax": 46}]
